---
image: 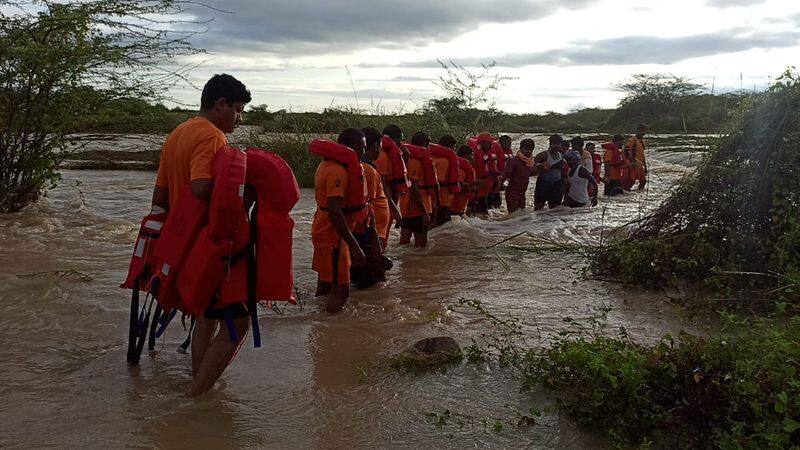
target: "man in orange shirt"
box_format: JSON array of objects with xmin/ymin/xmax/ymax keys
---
[
  {"xmin": 363, "ymin": 127, "xmax": 399, "ymax": 249},
  {"xmin": 311, "ymin": 128, "xmax": 366, "ymax": 313},
  {"xmin": 150, "ymin": 74, "xmax": 251, "ymax": 397},
  {"xmin": 431, "ymin": 134, "xmax": 458, "ymax": 226},
  {"xmin": 603, "ymin": 134, "xmax": 626, "ymax": 196},
  {"xmin": 625, "ymin": 124, "xmax": 648, "ymax": 190},
  {"xmin": 376, "ymin": 124, "xmax": 406, "ymax": 239},
  {"xmin": 349, "ymin": 128, "xmax": 392, "ymax": 288},
  {"xmin": 399, "ymin": 132, "xmax": 433, "ymax": 247}
]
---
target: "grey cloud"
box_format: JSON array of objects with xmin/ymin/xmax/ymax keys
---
[
  {"xmin": 705, "ymin": 0, "xmax": 768, "ymax": 8},
  {"xmin": 186, "ymin": 0, "xmax": 598, "ymax": 54},
  {"xmin": 249, "ymin": 85, "xmax": 436, "ymax": 100},
  {"xmin": 382, "ymin": 28, "xmax": 800, "ymax": 68}
]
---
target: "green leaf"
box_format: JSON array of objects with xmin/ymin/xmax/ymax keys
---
[{"xmin": 784, "ymin": 418, "xmax": 800, "ymax": 433}]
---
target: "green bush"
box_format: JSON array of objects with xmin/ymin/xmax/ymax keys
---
[
  {"xmin": 524, "ymin": 317, "xmax": 800, "ymax": 448},
  {"xmin": 593, "ymin": 71, "xmax": 800, "ymax": 302}
]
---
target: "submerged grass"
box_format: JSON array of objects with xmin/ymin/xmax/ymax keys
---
[{"xmin": 448, "ymin": 298, "xmax": 800, "ymax": 448}]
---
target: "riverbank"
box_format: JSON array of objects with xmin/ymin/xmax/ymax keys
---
[{"xmin": 61, "ymin": 130, "xmax": 716, "ymax": 188}]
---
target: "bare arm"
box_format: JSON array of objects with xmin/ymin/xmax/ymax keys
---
[
  {"xmin": 408, "ymin": 180, "xmax": 431, "ymax": 226},
  {"xmin": 580, "ymin": 167, "xmax": 599, "ymax": 205},
  {"xmin": 326, "ymin": 197, "xmax": 359, "ymax": 249},
  {"xmin": 380, "ymin": 175, "xmax": 401, "ymax": 219},
  {"xmin": 190, "ymin": 179, "xmax": 213, "ymax": 200},
  {"xmin": 152, "ymin": 186, "xmax": 169, "ymax": 212}
]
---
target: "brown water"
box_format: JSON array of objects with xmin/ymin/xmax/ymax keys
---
[{"xmin": 0, "ymin": 139, "xmax": 704, "ymax": 448}]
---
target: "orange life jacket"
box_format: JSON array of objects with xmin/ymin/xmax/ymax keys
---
[
  {"xmin": 231, "ymin": 148, "xmax": 299, "ymax": 304},
  {"xmin": 171, "ymin": 146, "xmax": 247, "ymax": 315},
  {"xmin": 121, "ymin": 212, "xmax": 167, "ymax": 291},
  {"xmin": 309, "ymin": 139, "xmax": 368, "ymax": 222},
  {"xmin": 591, "ymin": 153, "xmax": 603, "ymax": 182},
  {"xmin": 207, "ymin": 146, "xmax": 247, "ymax": 240},
  {"xmin": 457, "ymin": 157, "xmax": 477, "ymax": 201},
  {"xmin": 150, "ymin": 186, "xmax": 209, "ymax": 312},
  {"xmin": 429, "ymin": 144, "xmax": 461, "ymax": 194},
  {"xmin": 493, "ymin": 141, "xmax": 507, "ymax": 172},
  {"xmin": 120, "ymin": 211, "xmax": 167, "ymax": 364},
  {"xmin": 380, "ymin": 136, "xmax": 409, "ymax": 198},
  {"xmin": 468, "ymin": 137, "xmax": 491, "ymax": 181},
  {"xmin": 403, "ymin": 143, "xmax": 438, "ymax": 194},
  {"xmin": 179, "ymin": 148, "xmax": 299, "ymax": 339},
  {"xmin": 487, "ymin": 141, "xmax": 500, "ymax": 175}
]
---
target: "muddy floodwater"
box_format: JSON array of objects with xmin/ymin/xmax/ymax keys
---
[{"xmin": 0, "ymin": 135, "xmax": 709, "ymax": 448}]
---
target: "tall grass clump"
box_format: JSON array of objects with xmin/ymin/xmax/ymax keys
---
[{"xmin": 592, "ymin": 71, "xmax": 800, "ymax": 302}]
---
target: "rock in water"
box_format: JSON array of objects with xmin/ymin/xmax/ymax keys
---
[
  {"xmin": 390, "ymin": 336, "xmax": 463, "ymax": 372},
  {"xmin": 411, "ymin": 336, "xmax": 461, "ymax": 355}
]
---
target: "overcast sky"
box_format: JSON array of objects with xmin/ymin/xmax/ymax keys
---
[{"xmin": 169, "ymin": 0, "xmax": 800, "ymax": 114}]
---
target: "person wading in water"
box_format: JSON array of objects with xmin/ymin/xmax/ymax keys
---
[
  {"xmin": 499, "ymin": 138, "xmax": 536, "ymax": 213},
  {"xmin": 151, "ymin": 74, "xmax": 252, "ymax": 397},
  {"xmin": 533, "ymin": 134, "xmax": 566, "ymax": 210}
]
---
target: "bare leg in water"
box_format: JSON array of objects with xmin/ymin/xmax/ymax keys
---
[
  {"xmin": 187, "ymin": 316, "xmax": 249, "ymax": 397},
  {"xmin": 316, "ymin": 279, "xmax": 349, "ymax": 314},
  {"xmin": 191, "ymin": 317, "xmax": 216, "ymax": 376}
]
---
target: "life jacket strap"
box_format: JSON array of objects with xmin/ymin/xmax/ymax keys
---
[
  {"xmin": 154, "ymin": 308, "xmax": 177, "ymax": 339},
  {"xmin": 147, "ymin": 304, "xmax": 163, "ymax": 351},
  {"xmin": 223, "ymin": 308, "xmax": 239, "ymax": 343},
  {"xmin": 247, "ymin": 201, "xmax": 261, "ymax": 348},
  {"xmin": 126, "ymin": 275, "xmax": 141, "ymax": 365},
  {"xmin": 320, "ymin": 204, "xmax": 367, "ymax": 215},
  {"xmin": 177, "ymin": 316, "xmax": 196, "ymax": 354}
]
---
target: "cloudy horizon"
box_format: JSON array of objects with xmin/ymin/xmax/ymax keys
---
[{"xmin": 167, "ymin": 0, "xmax": 800, "ymax": 114}]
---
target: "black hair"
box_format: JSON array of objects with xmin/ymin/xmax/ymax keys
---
[
  {"xmin": 520, "ymin": 138, "xmax": 535, "ymax": 151},
  {"xmin": 548, "ymin": 134, "xmax": 562, "ymax": 144},
  {"xmin": 499, "ymin": 135, "xmax": 512, "ymax": 144},
  {"xmin": 457, "ymin": 145, "xmax": 473, "ymax": 157},
  {"xmin": 438, "ymin": 134, "xmax": 457, "ymax": 148},
  {"xmin": 337, "ymin": 128, "xmax": 365, "ymax": 150},
  {"xmin": 382, "ymin": 124, "xmax": 403, "ymax": 141},
  {"xmin": 410, "ymin": 131, "xmax": 430, "ymax": 147},
  {"xmin": 361, "ymin": 126, "xmax": 381, "ymax": 149},
  {"xmin": 560, "ymin": 140, "xmax": 570, "ymax": 148},
  {"xmin": 570, "ymin": 136, "xmax": 584, "ymax": 150},
  {"xmin": 612, "ymin": 134, "xmax": 625, "ymax": 143},
  {"xmin": 200, "ymin": 74, "xmax": 251, "ymax": 109},
  {"xmin": 585, "ymin": 142, "xmax": 596, "ymax": 148}
]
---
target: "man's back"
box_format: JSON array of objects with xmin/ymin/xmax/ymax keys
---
[{"xmin": 156, "ymin": 117, "xmax": 227, "ymax": 207}]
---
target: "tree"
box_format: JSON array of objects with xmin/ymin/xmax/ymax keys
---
[
  {"xmin": 425, "ymin": 60, "xmax": 513, "ymax": 139},
  {"xmin": 0, "ymin": 0, "xmax": 200, "ymax": 212},
  {"xmin": 617, "ymin": 73, "xmax": 703, "ymax": 110}
]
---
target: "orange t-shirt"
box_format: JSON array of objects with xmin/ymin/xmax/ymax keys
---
[
  {"xmin": 451, "ymin": 166, "xmax": 469, "ymax": 214},
  {"xmin": 604, "ymin": 148, "xmax": 623, "ymax": 181},
  {"xmin": 311, "ymin": 161, "xmax": 355, "ymax": 248},
  {"xmin": 155, "ymin": 117, "xmax": 227, "ymax": 207},
  {"xmin": 363, "ymin": 162, "xmax": 389, "ymax": 215},
  {"xmin": 431, "ymin": 155, "xmax": 451, "ymax": 208},
  {"xmin": 376, "ymin": 149, "xmax": 392, "ymax": 178},
  {"xmin": 625, "ymin": 137, "xmax": 646, "ymax": 167},
  {"xmin": 399, "ymin": 158, "xmax": 433, "ymax": 218}
]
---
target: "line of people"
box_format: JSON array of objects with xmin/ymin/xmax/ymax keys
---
[
  {"xmin": 124, "ymin": 74, "xmax": 650, "ymax": 396},
  {"xmin": 310, "ymin": 125, "xmax": 649, "ymax": 313}
]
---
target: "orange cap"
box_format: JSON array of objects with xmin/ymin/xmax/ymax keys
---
[{"xmin": 477, "ymin": 132, "xmax": 494, "ymax": 143}]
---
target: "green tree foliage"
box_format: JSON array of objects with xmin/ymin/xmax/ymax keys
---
[
  {"xmin": 594, "ymin": 70, "xmax": 800, "ymax": 302},
  {"xmin": 0, "ymin": 0, "xmax": 198, "ymax": 212},
  {"xmin": 422, "ymin": 60, "xmax": 513, "ymax": 138}
]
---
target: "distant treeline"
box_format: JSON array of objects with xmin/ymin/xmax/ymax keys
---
[{"xmin": 74, "ymin": 90, "xmax": 751, "ymax": 136}]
